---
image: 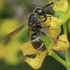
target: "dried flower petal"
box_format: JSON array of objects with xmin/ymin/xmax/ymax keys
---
[{"xmin": 53, "ymin": 34, "xmax": 69, "ymax": 50}]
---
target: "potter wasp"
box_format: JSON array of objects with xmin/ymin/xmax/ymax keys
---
[{"xmin": 3, "ymin": 2, "xmax": 53, "ymax": 51}]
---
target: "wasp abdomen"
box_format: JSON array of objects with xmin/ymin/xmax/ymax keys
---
[{"xmin": 30, "ymin": 32, "xmax": 46, "ymax": 51}]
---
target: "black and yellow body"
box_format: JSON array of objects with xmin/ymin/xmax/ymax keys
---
[
  {"xmin": 30, "ymin": 32, "xmax": 47, "ymax": 51},
  {"xmin": 27, "ymin": 2, "xmax": 54, "ymax": 50}
]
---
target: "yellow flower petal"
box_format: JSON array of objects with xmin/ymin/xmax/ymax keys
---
[
  {"xmin": 53, "ymin": 0, "xmax": 68, "ymax": 12},
  {"xmin": 50, "ymin": 16, "xmax": 67, "ymax": 29},
  {"xmin": 53, "ymin": 34, "xmax": 69, "ymax": 50},
  {"xmin": 44, "ymin": 15, "xmax": 67, "ymax": 29},
  {"xmin": 21, "ymin": 42, "xmax": 42, "ymax": 56},
  {"xmin": 47, "ymin": 27, "xmax": 61, "ymax": 39},
  {"xmin": 25, "ymin": 52, "xmax": 46, "ymax": 69},
  {"xmin": 44, "ymin": 0, "xmax": 69, "ymax": 29}
]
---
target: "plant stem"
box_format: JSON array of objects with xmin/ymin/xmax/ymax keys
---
[
  {"xmin": 63, "ymin": 23, "xmax": 67, "ymax": 34},
  {"xmin": 51, "ymin": 51, "xmax": 66, "ymax": 68},
  {"xmin": 62, "ymin": 23, "xmax": 70, "ymax": 69}
]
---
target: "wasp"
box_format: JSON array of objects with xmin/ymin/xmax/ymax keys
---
[{"xmin": 3, "ymin": 2, "xmax": 54, "ymax": 51}]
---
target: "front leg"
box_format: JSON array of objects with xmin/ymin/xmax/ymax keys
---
[{"xmin": 47, "ymin": 16, "xmax": 51, "ymax": 23}]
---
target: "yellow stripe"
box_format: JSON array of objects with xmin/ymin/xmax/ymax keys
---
[
  {"xmin": 37, "ymin": 43, "xmax": 44, "ymax": 50},
  {"xmin": 31, "ymin": 37, "xmax": 39, "ymax": 42}
]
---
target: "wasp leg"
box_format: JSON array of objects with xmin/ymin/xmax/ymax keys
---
[
  {"xmin": 48, "ymin": 36, "xmax": 66, "ymax": 43},
  {"xmin": 40, "ymin": 31, "xmax": 46, "ymax": 36},
  {"xmin": 36, "ymin": 24, "xmax": 46, "ymax": 28},
  {"xmin": 47, "ymin": 16, "xmax": 51, "ymax": 23},
  {"xmin": 27, "ymin": 21, "xmax": 35, "ymax": 37}
]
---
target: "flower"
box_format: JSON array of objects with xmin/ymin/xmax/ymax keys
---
[
  {"xmin": 47, "ymin": 27, "xmax": 61, "ymax": 39},
  {"xmin": 52, "ymin": 34, "xmax": 69, "ymax": 50},
  {"xmin": 21, "ymin": 42, "xmax": 48, "ymax": 69},
  {"xmin": 44, "ymin": 0, "xmax": 70, "ymax": 29},
  {"xmin": 21, "ymin": 42, "xmax": 42, "ymax": 55}
]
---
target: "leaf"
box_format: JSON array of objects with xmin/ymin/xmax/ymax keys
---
[{"xmin": 39, "ymin": 34, "xmax": 51, "ymax": 47}]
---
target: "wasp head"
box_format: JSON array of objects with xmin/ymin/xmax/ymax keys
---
[{"xmin": 34, "ymin": 8, "xmax": 47, "ymax": 22}]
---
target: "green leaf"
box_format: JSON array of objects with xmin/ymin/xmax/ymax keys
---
[
  {"xmin": 54, "ymin": 10, "xmax": 66, "ymax": 19},
  {"xmin": 39, "ymin": 35, "xmax": 51, "ymax": 47}
]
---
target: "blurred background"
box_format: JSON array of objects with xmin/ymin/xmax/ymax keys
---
[{"xmin": 0, "ymin": 0, "xmax": 70, "ymax": 70}]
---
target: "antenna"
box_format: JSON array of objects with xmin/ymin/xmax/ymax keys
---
[
  {"xmin": 32, "ymin": 4, "xmax": 36, "ymax": 9},
  {"xmin": 42, "ymin": 2, "xmax": 54, "ymax": 9}
]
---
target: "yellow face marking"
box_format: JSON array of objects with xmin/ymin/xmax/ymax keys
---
[{"xmin": 40, "ymin": 16, "xmax": 45, "ymax": 22}]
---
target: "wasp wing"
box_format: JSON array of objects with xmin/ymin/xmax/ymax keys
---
[{"xmin": 3, "ymin": 23, "xmax": 28, "ymax": 43}]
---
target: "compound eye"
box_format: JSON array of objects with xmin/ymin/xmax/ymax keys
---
[
  {"xmin": 34, "ymin": 8, "xmax": 45, "ymax": 16},
  {"xmin": 39, "ymin": 10, "xmax": 45, "ymax": 16},
  {"xmin": 38, "ymin": 9, "xmax": 44, "ymax": 15}
]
